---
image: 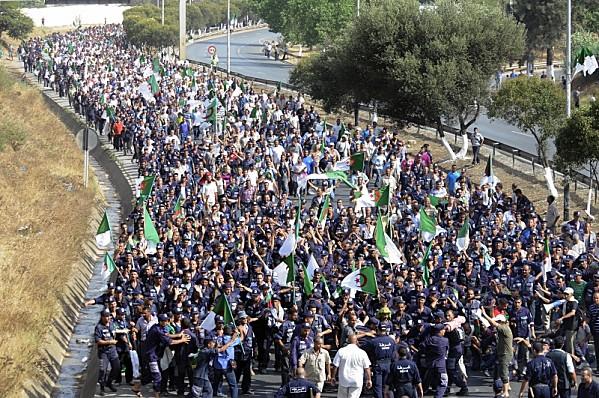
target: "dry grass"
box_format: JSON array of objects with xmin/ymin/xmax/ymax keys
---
[{"xmin": 0, "ymin": 66, "xmax": 99, "ymax": 397}]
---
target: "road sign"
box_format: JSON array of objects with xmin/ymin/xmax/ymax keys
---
[{"xmin": 207, "ymin": 45, "xmax": 216, "ymax": 55}]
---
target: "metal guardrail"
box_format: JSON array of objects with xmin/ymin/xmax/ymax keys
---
[{"xmin": 187, "ymin": 59, "xmax": 596, "ymax": 193}]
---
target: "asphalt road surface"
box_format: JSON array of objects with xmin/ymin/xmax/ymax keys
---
[{"xmin": 187, "ymin": 28, "xmax": 548, "ymax": 160}]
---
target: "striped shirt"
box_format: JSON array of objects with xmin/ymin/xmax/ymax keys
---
[{"xmin": 587, "ymin": 303, "xmax": 599, "ymax": 335}]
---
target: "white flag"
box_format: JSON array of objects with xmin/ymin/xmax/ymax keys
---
[
  {"xmin": 278, "ymin": 232, "xmax": 296, "ymax": 257},
  {"xmin": 306, "ymin": 255, "xmax": 319, "ymax": 279},
  {"xmin": 272, "ymin": 262, "xmax": 289, "ymax": 286},
  {"xmin": 200, "ymin": 311, "xmax": 217, "ymax": 331},
  {"xmin": 383, "ymin": 233, "xmax": 403, "ymax": 264}
]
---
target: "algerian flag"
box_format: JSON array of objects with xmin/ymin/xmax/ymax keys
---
[
  {"xmin": 480, "ymin": 154, "xmax": 500, "ymax": 187},
  {"xmin": 350, "ymin": 152, "xmax": 365, "ymax": 171},
  {"xmin": 102, "ymin": 253, "xmax": 116, "ymax": 279},
  {"xmin": 375, "ymin": 214, "xmax": 403, "ymax": 264},
  {"xmin": 206, "ymin": 98, "xmax": 218, "ymax": 124},
  {"xmin": 278, "ymin": 230, "xmax": 297, "ymax": 257},
  {"xmin": 173, "ymin": 194, "xmax": 184, "ymax": 219},
  {"xmin": 212, "ymin": 294, "xmax": 235, "ymax": 326},
  {"xmin": 340, "ymin": 266, "xmax": 378, "ymax": 295},
  {"xmin": 456, "ymin": 218, "xmax": 470, "ymax": 252},
  {"xmin": 306, "ymin": 171, "xmax": 356, "ymax": 189},
  {"xmin": 95, "ymin": 211, "xmax": 111, "ymax": 247},
  {"xmin": 375, "ymin": 185, "xmax": 390, "ymax": 207},
  {"xmin": 419, "ymin": 208, "xmax": 445, "ymax": 242},
  {"xmin": 428, "ymin": 195, "xmax": 448, "ymax": 207},
  {"xmin": 285, "ymin": 254, "xmax": 296, "ymax": 285},
  {"xmin": 152, "ymin": 57, "xmax": 160, "ymax": 72},
  {"xmin": 250, "ymin": 105, "xmax": 258, "ymax": 119},
  {"xmin": 338, "ymin": 123, "xmax": 347, "ymax": 140},
  {"xmin": 355, "ymin": 188, "xmax": 376, "ymax": 209},
  {"xmin": 138, "ymin": 175, "xmax": 156, "ymax": 199},
  {"xmin": 543, "ymin": 236, "xmax": 551, "ymax": 281},
  {"xmin": 148, "ymin": 74, "xmax": 159, "ymax": 94},
  {"xmin": 137, "ymin": 82, "xmax": 154, "ymax": 103},
  {"xmin": 306, "ymin": 254, "xmax": 319, "ymax": 279},
  {"xmin": 303, "ymin": 264, "xmax": 314, "ymax": 295},
  {"xmin": 574, "ymin": 47, "xmax": 599, "ymax": 77},
  {"xmin": 318, "ymin": 193, "xmax": 330, "ymax": 228},
  {"xmin": 419, "ymin": 241, "xmax": 434, "ymax": 287},
  {"xmin": 143, "ymin": 206, "xmax": 160, "ymax": 244}
]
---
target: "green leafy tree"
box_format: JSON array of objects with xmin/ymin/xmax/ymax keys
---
[
  {"xmin": 291, "ymin": 0, "xmax": 524, "ymax": 135},
  {"xmin": 252, "ymin": 0, "xmax": 355, "ymax": 47},
  {"xmin": 488, "ymin": 76, "xmax": 566, "ymax": 167},
  {"xmin": 0, "ymin": 4, "xmax": 34, "ymax": 40},
  {"xmin": 511, "ymin": 0, "xmax": 566, "ymax": 72},
  {"xmin": 555, "ymin": 102, "xmax": 599, "ymax": 183}
]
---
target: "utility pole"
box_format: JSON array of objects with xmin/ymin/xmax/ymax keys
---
[
  {"xmin": 227, "ymin": 0, "xmax": 231, "ymax": 76},
  {"xmin": 566, "ymin": 0, "xmax": 572, "ymax": 117},
  {"xmin": 161, "ymin": 0, "xmax": 165, "ymax": 25},
  {"xmin": 357, "ymin": 0, "xmax": 360, "ymax": 16},
  {"xmin": 179, "ymin": 0, "xmax": 186, "ymax": 59}
]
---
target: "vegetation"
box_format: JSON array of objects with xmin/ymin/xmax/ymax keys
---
[
  {"xmin": 123, "ymin": 0, "xmax": 253, "ymax": 49},
  {"xmin": 488, "ymin": 77, "xmax": 566, "ymax": 167},
  {"xmin": 0, "ymin": 66, "xmax": 97, "ymax": 397},
  {"xmin": 0, "ymin": 4, "xmax": 34, "ymax": 41},
  {"xmin": 290, "ymin": 0, "xmax": 524, "ymax": 136}
]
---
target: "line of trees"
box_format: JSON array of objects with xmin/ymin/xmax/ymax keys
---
[
  {"xmin": 123, "ymin": 0, "xmax": 253, "ymax": 49},
  {"xmin": 0, "ymin": 4, "xmax": 34, "ymax": 41}
]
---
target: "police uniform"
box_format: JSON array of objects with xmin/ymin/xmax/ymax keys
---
[
  {"xmin": 366, "ymin": 331, "xmax": 396, "ymax": 398},
  {"xmin": 446, "ymin": 324, "xmax": 467, "ymax": 393},
  {"xmin": 524, "ymin": 355, "xmax": 557, "ymax": 398},
  {"xmin": 189, "ymin": 346, "xmax": 218, "ymax": 398},
  {"xmin": 275, "ymin": 319, "xmax": 297, "ymax": 386},
  {"xmin": 423, "ymin": 326, "xmax": 449, "ymax": 398},
  {"xmin": 95, "ymin": 315, "xmax": 121, "ymax": 391},
  {"xmin": 145, "ymin": 322, "xmax": 173, "ymax": 393},
  {"xmin": 274, "ymin": 377, "xmax": 321, "ymax": 398},
  {"xmin": 114, "ymin": 312, "xmax": 133, "ymax": 384},
  {"xmin": 386, "ymin": 357, "xmax": 422, "ymax": 398}
]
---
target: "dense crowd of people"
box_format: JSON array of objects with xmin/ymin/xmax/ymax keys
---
[{"xmin": 17, "ymin": 24, "xmax": 599, "ymax": 398}]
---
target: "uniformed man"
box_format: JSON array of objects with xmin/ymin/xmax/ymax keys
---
[
  {"xmin": 517, "ymin": 342, "xmax": 558, "ymax": 398},
  {"xmin": 145, "ymin": 313, "xmax": 191, "ymax": 398},
  {"xmin": 274, "ymin": 367, "xmax": 321, "ymax": 398},
  {"xmin": 578, "ymin": 367, "xmax": 599, "ymax": 398},
  {"xmin": 366, "ymin": 324, "xmax": 396, "ymax": 398},
  {"xmin": 275, "ymin": 309, "xmax": 299, "ymax": 386},
  {"xmin": 445, "ymin": 310, "xmax": 468, "ymax": 396},
  {"xmin": 510, "ymin": 297, "xmax": 535, "ymax": 380},
  {"xmin": 114, "ymin": 307, "xmax": 133, "ymax": 385},
  {"xmin": 385, "ymin": 346, "xmax": 423, "ymax": 398},
  {"xmin": 423, "ymin": 323, "xmax": 449, "ymax": 398},
  {"xmin": 545, "ymin": 336, "xmax": 577, "ymax": 398},
  {"xmin": 189, "ymin": 330, "xmax": 239, "ymax": 398},
  {"xmin": 290, "ymin": 323, "xmax": 314, "ymax": 375},
  {"xmin": 95, "ymin": 308, "xmax": 120, "ymax": 395}
]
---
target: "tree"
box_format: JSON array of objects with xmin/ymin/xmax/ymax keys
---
[
  {"xmin": 291, "ymin": 0, "xmax": 524, "ymax": 138},
  {"xmin": 252, "ymin": 0, "xmax": 355, "ymax": 47},
  {"xmin": 488, "ymin": 76, "xmax": 565, "ymax": 196},
  {"xmin": 511, "ymin": 0, "xmax": 566, "ymax": 75},
  {"xmin": 0, "ymin": 4, "xmax": 33, "ymax": 40},
  {"xmin": 555, "ymin": 102, "xmax": 599, "ymax": 184}
]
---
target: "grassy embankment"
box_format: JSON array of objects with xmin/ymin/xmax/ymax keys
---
[{"xmin": 0, "ymin": 64, "xmax": 100, "ymax": 396}]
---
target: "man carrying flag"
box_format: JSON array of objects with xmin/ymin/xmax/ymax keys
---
[
  {"xmin": 420, "ymin": 241, "xmax": 434, "ymax": 287},
  {"xmin": 340, "ymin": 266, "xmax": 378, "ymax": 295}
]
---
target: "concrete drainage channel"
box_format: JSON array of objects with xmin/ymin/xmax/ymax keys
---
[{"xmin": 6, "ymin": 60, "xmax": 135, "ymax": 397}]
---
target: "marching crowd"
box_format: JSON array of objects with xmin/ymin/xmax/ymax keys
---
[{"xmin": 16, "ymin": 24, "xmax": 599, "ymax": 398}]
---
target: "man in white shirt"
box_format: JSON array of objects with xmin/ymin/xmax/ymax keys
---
[{"xmin": 332, "ymin": 334, "xmax": 372, "ymax": 398}]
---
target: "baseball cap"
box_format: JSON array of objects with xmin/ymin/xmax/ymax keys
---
[
  {"xmin": 158, "ymin": 313, "xmax": 170, "ymax": 322},
  {"xmin": 564, "ymin": 287, "xmax": 574, "ymax": 295},
  {"xmin": 301, "ymin": 322, "xmax": 311, "ymax": 329}
]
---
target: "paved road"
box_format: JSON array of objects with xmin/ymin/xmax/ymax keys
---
[{"xmin": 187, "ymin": 28, "xmax": 546, "ymax": 159}]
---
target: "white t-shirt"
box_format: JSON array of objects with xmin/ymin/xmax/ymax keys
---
[{"xmin": 332, "ymin": 343, "xmax": 371, "ymax": 388}]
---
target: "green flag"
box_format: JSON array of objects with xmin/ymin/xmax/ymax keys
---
[
  {"xmin": 206, "ymin": 98, "xmax": 218, "ymax": 124},
  {"xmin": 324, "ymin": 171, "xmax": 356, "ymax": 189},
  {"xmin": 152, "ymin": 57, "xmax": 160, "ymax": 73},
  {"xmin": 303, "ymin": 264, "xmax": 314, "ymax": 295},
  {"xmin": 106, "ymin": 106, "xmax": 115, "ymax": 119},
  {"xmin": 350, "ymin": 152, "xmax": 365, "ymax": 171},
  {"xmin": 67, "ymin": 43, "xmax": 74, "ymax": 54},
  {"xmin": 340, "ymin": 265, "xmax": 378, "ymax": 295},
  {"xmin": 250, "ymin": 106, "xmax": 258, "ymax": 119},
  {"xmin": 420, "ymin": 241, "xmax": 434, "ymax": 287},
  {"xmin": 456, "ymin": 218, "xmax": 470, "ymax": 252},
  {"xmin": 212, "ymin": 294, "xmax": 235, "ymax": 326},
  {"xmin": 185, "ymin": 67, "xmax": 194, "ymax": 78},
  {"xmin": 143, "ymin": 206, "xmax": 160, "ymax": 243},
  {"xmin": 139, "ymin": 175, "xmax": 156, "ymax": 199},
  {"xmin": 428, "ymin": 195, "xmax": 448, "ymax": 207},
  {"xmin": 318, "ymin": 193, "xmax": 330, "ymax": 228},
  {"xmin": 103, "ymin": 253, "xmax": 116, "ymax": 279},
  {"xmin": 338, "ymin": 123, "xmax": 347, "ymax": 140},
  {"xmin": 283, "ymin": 254, "xmax": 295, "ymax": 285},
  {"xmin": 375, "ymin": 185, "xmax": 390, "ymax": 207},
  {"xmin": 173, "ymin": 194, "xmax": 184, "ymax": 219},
  {"xmin": 149, "ymin": 74, "xmax": 159, "ymax": 94},
  {"xmin": 419, "ymin": 208, "xmax": 438, "ymax": 242},
  {"xmin": 95, "ymin": 211, "xmax": 111, "ymax": 247},
  {"xmin": 375, "ymin": 213, "xmax": 388, "ymax": 258}
]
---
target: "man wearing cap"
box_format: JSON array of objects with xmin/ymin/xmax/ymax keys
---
[
  {"xmin": 557, "ymin": 287, "xmax": 579, "ymax": 355},
  {"xmin": 510, "ymin": 296, "xmax": 535, "ymax": 381},
  {"xmin": 145, "ymin": 313, "xmax": 191, "ymax": 398},
  {"xmin": 235, "ymin": 311, "xmax": 255, "ymax": 395},
  {"xmin": 95, "ymin": 308, "xmax": 120, "ymax": 395},
  {"xmin": 385, "ymin": 346, "xmax": 423, "ymax": 398},
  {"xmin": 517, "ymin": 342, "xmax": 558, "ymax": 398},
  {"xmin": 85, "ymin": 282, "xmax": 116, "ymax": 307},
  {"xmin": 546, "ymin": 335, "xmax": 577, "ymax": 398},
  {"xmin": 483, "ymin": 310, "xmax": 513, "ymax": 398},
  {"xmin": 298, "ymin": 336, "xmax": 331, "ymax": 392},
  {"xmin": 365, "ymin": 323, "xmax": 396, "ymax": 398},
  {"xmin": 189, "ymin": 328, "xmax": 239, "ymax": 398},
  {"xmin": 291, "ymin": 323, "xmax": 315, "ymax": 375},
  {"xmin": 114, "ymin": 307, "xmax": 134, "ymax": 386},
  {"xmin": 332, "ymin": 334, "xmax": 372, "ymax": 398},
  {"xmin": 275, "ymin": 309, "xmax": 299, "ymax": 386},
  {"xmin": 275, "ymin": 367, "xmax": 321, "ymax": 398},
  {"xmin": 213, "ymin": 325, "xmax": 240, "ymax": 398}
]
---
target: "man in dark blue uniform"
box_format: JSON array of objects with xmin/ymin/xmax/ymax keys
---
[
  {"xmin": 275, "ymin": 309, "xmax": 299, "ymax": 386},
  {"xmin": 145, "ymin": 313, "xmax": 191, "ymax": 398},
  {"xmin": 95, "ymin": 308, "xmax": 120, "ymax": 395},
  {"xmin": 423, "ymin": 323, "xmax": 449, "ymax": 398},
  {"xmin": 189, "ymin": 330, "xmax": 239, "ymax": 398},
  {"xmin": 517, "ymin": 342, "xmax": 558, "ymax": 398},
  {"xmin": 365, "ymin": 324, "xmax": 396, "ymax": 398},
  {"xmin": 274, "ymin": 368, "xmax": 321, "ymax": 398},
  {"xmin": 385, "ymin": 346, "xmax": 423, "ymax": 398}
]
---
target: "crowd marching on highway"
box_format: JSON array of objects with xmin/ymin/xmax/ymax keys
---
[{"xmin": 16, "ymin": 24, "xmax": 599, "ymax": 398}]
